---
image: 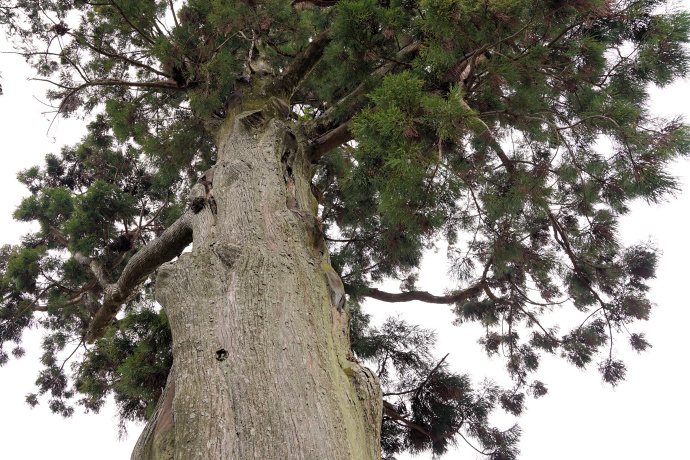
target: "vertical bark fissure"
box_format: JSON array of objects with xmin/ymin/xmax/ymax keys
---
[{"xmin": 133, "ymin": 116, "xmax": 382, "ymax": 460}]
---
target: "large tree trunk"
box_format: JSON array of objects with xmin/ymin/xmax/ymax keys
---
[{"xmin": 130, "ymin": 113, "xmax": 382, "ymax": 460}]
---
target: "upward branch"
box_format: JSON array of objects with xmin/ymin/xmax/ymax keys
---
[
  {"xmin": 85, "ymin": 210, "xmax": 195, "ymax": 342},
  {"xmin": 306, "ymin": 40, "xmax": 421, "ymax": 159},
  {"xmin": 276, "ymin": 28, "xmax": 332, "ymax": 98}
]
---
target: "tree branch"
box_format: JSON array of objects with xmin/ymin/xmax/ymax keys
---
[
  {"xmin": 67, "ymin": 31, "xmax": 171, "ymax": 78},
  {"xmin": 444, "ymin": 51, "xmax": 518, "ymax": 174},
  {"xmin": 322, "ymin": 40, "xmax": 420, "ymax": 122},
  {"xmin": 276, "ymin": 28, "xmax": 332, "ymax": 97},
  {"xmin": 305, "ymin": 40, "xmax": 421, "ymax": 152},
  {"xmin": 382, "ymin": 400, "xmax": 431, "ymax": 437},
  {"xmin": 456, "ymin": 101, "xmax": 516, "ymax": 175},
  {"xmin": 383, "ymin": 353, "xmax": 449, "ymax": 397},
  {"xmin": 69, "ymin": 77, "xmax": 180, "ymax": 91},
  {"xmin": 266, "ymin": 39, "xmax": 296, "ymax": 58},
  {"xmin": 168, "ymin": 0, "xmax": 179, "ymax": 28},
  {"xmin": 310, "ymin": 119, "xmax": 352, "ymax": 161},
  {"xmin": 86, "ymin": 210, "xmax": 194, "ymax": 342},
  {"xmin": 49, "ymin": 225, "xmax": 70, "ymax": 246},
  {"xmin": 11, "ymin": 285, "xmax": 54, "ymax": 320},
  {"xmin": 109, "ymin": 0, "xmax": 157, "ymax": 46},
  {"xmin": 360, "ymin": 283, "xmax": 483, "ymax": 304},
  {"xmin": 31, "ymin": 77, "xmax": 183, "ymax": 117},
  {"xmin": 291, "ymin": 0, "xmax": 340, "ymax": 6}
]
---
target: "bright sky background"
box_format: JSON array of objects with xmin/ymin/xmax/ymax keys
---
[{"xmin": 2, "ymin": 6, "xmax": 690, "ymax": 458}]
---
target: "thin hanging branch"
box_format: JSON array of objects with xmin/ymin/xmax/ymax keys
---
[
  {"xmin": 109, "ymin": 0, "xmax": 157, "ymax": 46},
  {"xmin": 11, "ymin": 285, "xmax": 54, "ymax": 320},
  {"xmin": 383, "ymin": 353, "xmax": 450, "ymax": 397},
  {"xmin": 66, "ymin": 31, "xmax": 171, "ymax": 78},
  {"xmin": 168, "ymin": 0, "xmax": 179, "ymax": 28},
  {"xmin": 382, "ymin": 400, "xmax": 431, "ymax": 437}
]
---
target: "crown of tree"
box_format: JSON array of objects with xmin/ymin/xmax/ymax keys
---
[{"xmin": 1, "ymin": 0, "xmax": 689, "ymax": 458}]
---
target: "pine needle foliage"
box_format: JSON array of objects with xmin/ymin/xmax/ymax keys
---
[{"xmin": 2, "ymin": 0, "xmax": 690, "ymax": 457}]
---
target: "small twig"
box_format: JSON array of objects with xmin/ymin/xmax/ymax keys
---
[
  {"xmin": 58, "ymin": 338, "xmax": 84, "ymax": 374},
  {"xmin": 382, "ymin": 400, "xmax": 431, "ymax": 437},
  {"xmin": 168, "ymin": 0, "xmax": 179, "ymax": 28},
  {"xmin": 11, "ymin": 285, "xmax": 54, "ymax": 320},
  {"xmin": 383, "ymin": 353, "xmax": 450, "ymax": 397}
]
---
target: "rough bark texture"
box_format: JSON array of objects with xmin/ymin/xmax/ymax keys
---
[{"xmin": 131, "ymin": 114, "xmax": 382, "ymax": 460}]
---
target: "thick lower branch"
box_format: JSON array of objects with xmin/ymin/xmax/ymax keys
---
[
  {"xmin": 87, "ymin": 211, "xmax": 194, "ymax": 342},
  {"xmin": 310, "ymin": 120, "xmax": 352, "ymax": 161},
  {"xmin": 360, "ymin": 283, "xmax": 483, "ymax": 304}
]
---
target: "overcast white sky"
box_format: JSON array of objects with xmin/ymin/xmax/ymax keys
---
[{"xmin": 2, "ymin": 9, "xmax": 690, "ymax": 459}]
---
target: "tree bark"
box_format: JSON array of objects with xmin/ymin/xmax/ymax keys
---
[{"xmin": 130, "ymin": 113, "xmax": 382, "ymax": 459}]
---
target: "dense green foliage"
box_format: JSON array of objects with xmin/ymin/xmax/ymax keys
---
[{"xmin": 2, "ymin": 0, "xmax": 690, "ymax": 458}]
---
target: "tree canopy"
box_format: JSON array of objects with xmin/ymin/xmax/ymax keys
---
[{"xmin": 1, "ymin": 0, "xmax": 689, "ymax": 458}]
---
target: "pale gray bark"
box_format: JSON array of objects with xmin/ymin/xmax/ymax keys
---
[{"xmin": 131, "ymin": 115, "xmax": 382, "ymax": 460}]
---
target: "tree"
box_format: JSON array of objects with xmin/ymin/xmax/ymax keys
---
[{"xmin": 1, "ymin": 1, "xmax": 689, "ymax": 458}]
